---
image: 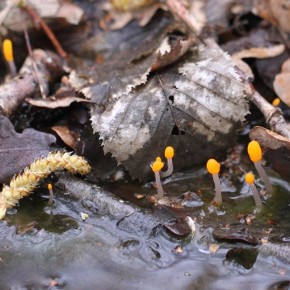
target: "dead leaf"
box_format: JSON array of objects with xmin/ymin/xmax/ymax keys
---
[
  {"xmin": 26, "ymin": 94, "xmax": 91, "ymax": 109},
  {"xmin": 222, "ymin": 28, "xmax": 285, "ymax": 57},
  {"xmin": 151, "ymin": 36, "xmax": 195, "ymax": 71},
  {"xmin": 0, "ymin": 0, "xmax": 83, "ymax": 32},
  {"xmin": 102, "ymin": 1, "xmax": 165, "ymax": 30},
  {"xmin": 0, "ymin": 116, "xmax": 56, "ymax": 183},
  {"xmin": 232, "ymin": 44, "xmax": 285, "ymax": 59},
  {"xmin": 222, "ymin": 28, "xmax": 286, "ymax": 85},
  {"xmin": 249, "ymin": 126, "xmax": 290, "ymax": 182},
  {"xmin": 90, "ymin": 39, "xmax": 250, "ymax": 180},
  {"xmin": 51, "ymin": 124, "xmax": 85, "ymax": 155},
  {"xmin": 273, "ymin": 58, "xmax": 290, "ymax": 106},
  {"xmin": 253, "ymin": 0, "xmax": 290, "ymax": 33},
  {"xmin": 69, "ymin": 15, "xmax": 173, "ymax": 91}
]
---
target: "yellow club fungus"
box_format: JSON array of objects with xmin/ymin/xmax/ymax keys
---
[
  {"xmin": 272, "ymin": 98, "xmax": 280, "ymax": 107},
  {"xmin": 206, "ymin": 159, "xmax": 222, "ymax": 204},
  {"xmin": 47, "ymin": 183, "xmax": 54, "ymax": 207},
  {"xmin": 247, "ymin": 140, "xmax": 273, "ymax": 194},
  {"xmin": 151, "ymin": 157, "xmax": 165, "ymax": 199},
  {"xmin": 245, "ymin": 172, "xmax": 262, "ymax": 208},
  {"xmin": 2, "ymin": 39, "xmax": 17, "ymax": 77},
  {"xmin": 160, "ymin": 146, "xmax": 175, "ymax": 178}
]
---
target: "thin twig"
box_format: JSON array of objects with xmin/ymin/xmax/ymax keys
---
[
  {"xmin": 20, "ymin": 2, "xmax": 67, "ymax": 59},
  {"xmin": 249, "ymin": 90, "xmax": 290, "ymax": 139},
  {"xmin": 24, "ymin": 28, "xmax": 46, "ymax": 98}
]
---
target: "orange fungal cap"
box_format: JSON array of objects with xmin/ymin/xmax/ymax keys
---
[
  {"xmin": 206, "ymin": 159, "xmax": 220, "ymax": 175},
  {"xmin": 245, "ymin": 172, "xmax": 255, "ymax": 184},
  {"xmin": 165, "ymin": 146, "xmax": 174, "ymax": 159},
  {"xmin": 248, "ymin": 140, "xmax": 262, "ymax": 163},
  {"xmin": 152, "ymin": 157, "xmax": 164, "ymax": 173},
  {"xmin": 272, "ymin": 98, "xmax": 280, "ymax": 107},
  {"xmin": 47, "ymin": 183, "xmax": 53, "ymax": 190},
  {"xmin": 3, "ymin": 39, "xmax": 13, "ymax": 62}
]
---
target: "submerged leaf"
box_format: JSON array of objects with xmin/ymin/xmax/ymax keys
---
[
  {"xmin": 90, "ymin": 39, "xmax": 250, "ymax": 179},
  {"xmin": 0, "ymin": 116, "xmax": 56, "ymax": 183}
]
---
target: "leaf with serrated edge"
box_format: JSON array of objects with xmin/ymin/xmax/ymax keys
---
[{"xmin": 91, "ymin": 39, "xmax": 250, "ymax": 180}]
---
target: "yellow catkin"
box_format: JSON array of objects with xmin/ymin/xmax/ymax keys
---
[
  {"xmin": 111, "ymin": 0, "xmax": 156, "ymax": 11},
  {"xmin": 0, "ymin": 152, "xmax": 91, "ymax": 220}
]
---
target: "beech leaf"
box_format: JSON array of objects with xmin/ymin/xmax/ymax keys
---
[{"xmin": 90, "ymin": 39, "xmax": 250, "ymax": 180}]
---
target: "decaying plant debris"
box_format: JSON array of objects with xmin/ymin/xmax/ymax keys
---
[
  {"xmin": 0, "ymin": 0, "xmax": 290, "ymax": 232},
  {"xmin": 1, "ymin": 0, "xmax": 290, "ymax": 287}
]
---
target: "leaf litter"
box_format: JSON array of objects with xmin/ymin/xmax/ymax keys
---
[
  {"xmin": 1, "ymin": 0, "xmax": 290, "ymax": 288},
  {"xmin": 89, "ymin": 38, "xmax": 250, "ymax": 179}
]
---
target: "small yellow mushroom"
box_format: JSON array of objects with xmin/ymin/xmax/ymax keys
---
[
  {"xmin": 151, "ymin": 157, "xmax": 165, "ymax": 200},
  {"xmin": 206, "ymin": 159, "xmax": 222, "ymax": 204},
  {"xmin": 160, "ymin": 146, "xmax": 175, "ymax": 178},
  {"xmin": 245, "ymin": 172, "xmax": 263, "ymax": 208},
  {"xmin": 47, "ymin": 183, "xmax": 54, "ymax": 207},
  {"xmin": 2, "ymin": 39, "xmax": 17, "ymax": 77},
  {"xmin": 272, "ymin": 98, "xmax": 280, "ymax": 107},
  {"xmin": 247, "ymin": 140, "xmax": 273, "ymax": 194}
]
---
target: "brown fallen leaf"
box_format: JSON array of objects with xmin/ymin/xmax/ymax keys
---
[
  {"xmin": 51, "ymin": 125, "xmax": 84, "ymax": 154},
  {"xmin": 0, "ymin": 0, "xmax": 83, "ymax": 32},
  {"xmin": 0, "ymin": 115, "xmax": 56, "ymax": 183},
  {"xmin": 249, "ymin": 126, "xmax": 290, "ymax": 182},
  {"xmin": 273, "ymin": 58, "xmax": 290, "ymax": 107},
  {"xmin": 26, "ymin": 93, "xmax": 91, "ymax": 109},
  {"xmin": 106, "ymin": 0, "xmax": 206, "ymax": 36},
  {"xmin": 222, "ymin": 28, "xmax": 285, "ymax": 82},
  {"xmin": 253, "ymin": 0, "xmax": 290, "ymax": 33}
]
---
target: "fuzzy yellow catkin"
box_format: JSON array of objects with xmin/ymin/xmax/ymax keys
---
[
  {"xmin": 0, "ymin": 152, "xmax": 91, "ymax": 220},
  {"xmin": 111, "ymin": 0, "xmax": 156, "ymax": 11}
]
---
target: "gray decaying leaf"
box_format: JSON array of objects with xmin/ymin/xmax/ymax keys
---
[
  {"xmin": 69, "ymin": 14, "xmax": 173, "ymax": 91},
  {"xmin": 0, "ymin": 116, "xmax": 56, "ymax": 183},
  {"xmin": 90, "ymin": 39, "xmax": 250, "ymax": 180}
]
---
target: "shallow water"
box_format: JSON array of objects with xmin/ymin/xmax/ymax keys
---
[{"xmin": 1, "ymin": 170, "xmax": 290, "ymax": 289}]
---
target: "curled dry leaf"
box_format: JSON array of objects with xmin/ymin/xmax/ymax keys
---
[
  {"xmin": 51, "ymin": 125, "xmax": 85, "ymax": 155},
  {"xmin": 250, "ymin": 126, "xmax": 290, "ymax": 182},
  {"xmin": 253, "ymin": 0, "xmax": 290, "ymax": 33},
  {"xmin": 273, "ymin": 58, "xmax": 290, "ymax": 107},
  {"xmin": 0, "ymin": 116, "xmax": 56, "ymax": 184},
  {"xmin": 0, "ymin": 0, "xmax": 83, "ymax": 32},
  {"xmin": 222, "ymin": 28, "xmax": 286, "ymax": 83},
  {"xmin": 26, "ymin": 94, "xmax": 91, "ymax": 109},
  {"xmin": 90, "ymin": 39, "xmax": 250, "ymax": 180}
]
